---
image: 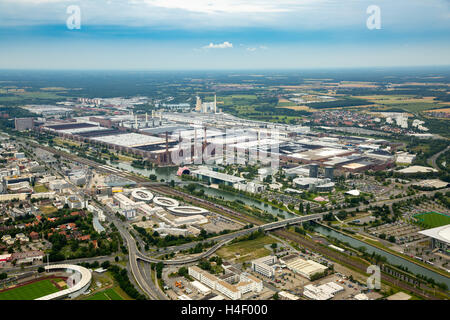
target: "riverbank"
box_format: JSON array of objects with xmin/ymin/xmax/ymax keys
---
[{"xmin": 315, "ymin": 222, "xmax": 450, "ymax": 286}]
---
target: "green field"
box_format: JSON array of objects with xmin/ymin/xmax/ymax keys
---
[
  {"xmin": 414, "ymin": 212, "xmax": 450, "ymax": 228},
  {"xmin": 0, "ymin": 279, "xmax": 61, "ymax": 300},
  {"xmin": 85, "ymin": 288, "xmax": 125, "ymax": 300},
  {"xmin": 216, "ymin": 235, "xmax": 275, "ymax": 263},
  {"xmin": 34, "ymin": 184, "xmax": 48, "ymax": 193}
]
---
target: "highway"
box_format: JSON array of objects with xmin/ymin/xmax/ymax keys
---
[
  {"xmin": 23, "ymin": 138, "xmax": 450, "ymax": 300},
  {"xmin": 428, "ymin": 144, "xmax": 450, "ymax": 170}
]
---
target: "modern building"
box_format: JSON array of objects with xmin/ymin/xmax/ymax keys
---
[
  {"xmin": 131, "ymin": 188, "xmax": 154, "ymax": 202},
  {"xmin": 65, "ymin": 195, "xmax": 83, "ymax": 209},
  {"xmin": 172, "ymin": 215, "xmax": 208, "ymax": 227},
  {"xmin": 49, "ymin": 179, "xmax": 69, "ymax": 191},
  {"xmin": 113, "ymin": 193, "xmax": 137, "ymax": 219},
  {"xmin": 309, "ymin": 164, "xmax": 319, "ymax": 178},
  {"xmin": 418, "ymin": 224, "xmax": 450, "ymax": 255},
  {"xmin": 293, "ymin": 177, "xmax": 335, "ymax": 192},
  {"xmin": 14, "ymin": 117, "xmax": 34, "ymax": 131},
  {"xmin": 191, "ymin": 168, "xmax": 246, "ymax": 186},
  {"xmin": 35, "ymin": 264, "xmax": 92, "ymax": 300},
  {"xmin": 251, "ymin": 255, "xmax": 277, "ymax": 278},
  {"xmin": 188, "ymin": 266, "xmax": 263, "ymax": 300},
  {"xmin": 324, "ymin": 166, "xmax": 334, "ymax": 181}
]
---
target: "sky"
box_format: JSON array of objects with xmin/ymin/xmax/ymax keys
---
[{"xmin": 0, "ymin": 0, "xmax": 449, "ymax": 70}]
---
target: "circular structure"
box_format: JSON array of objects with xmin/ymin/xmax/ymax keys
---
[
  {"xmin": 35, "ymin": 264, "xmax": 92, "ymax": 300},
  {"xmin": 176, "ymin": 166, "xmax": 191, "ymax": 176},
  {"xmin": 166, "ymin": 206, "xmax": 209, "ymax": 216},
  {"xmin": 131, "ymin": 188, "xmax": 154, "ymax": 202},
  {"xmin": 153, "ymin": 196, "xmax": 179, "ymax": 207}
]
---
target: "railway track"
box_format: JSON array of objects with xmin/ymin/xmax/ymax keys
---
[
  {"xmin": 26, "ymin": 140, "xmax": 445, "ymax": 299},
  {"xmin": 148, "ymin": 186, "xmax": 443, "ymax": 299},
  {"xmin": 275, "ymin": 230, "xmax": 442, "ymax": 300}
]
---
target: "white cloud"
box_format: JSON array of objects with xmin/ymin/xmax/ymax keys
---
[
  {"xmin": 139, "ymin": 0, "xmax": 293, "ymax": 14},
  {"xmin": 203, "ymin": 41, "xmax": 233, "ymax": 49},
  {"xmin": 246, "ymin": 45, "xmax": 268, "ymax": 52}
]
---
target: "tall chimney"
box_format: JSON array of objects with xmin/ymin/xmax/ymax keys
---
[
  {"xmin": 203, "ymin": 126, "xmax": 207, "ymax": 151},
  {"xmin": 165, "ymin": 131, "xmax": 169, "ymax": 163},
  {"xmin": 214, "ymin": 94, "xmax": 217, "ymax": 113}
]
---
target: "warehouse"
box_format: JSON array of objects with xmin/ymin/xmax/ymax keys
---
[
  {"xmin": 280, "ymin": 256, "xmax": 328, "ymax": 279},
  {"xmin": 91, "ymin": 133, "xmax": 168, "ymax": 148},
  {"xmin": 303, "ymin": 282, "xmax": 344, "ymax": 300}
]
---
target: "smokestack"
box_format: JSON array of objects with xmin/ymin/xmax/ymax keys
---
[
  {"xmin": 145, "ymin": 112, "xmax": 148, "ymax": 122},
  {"xmin": 165, "ymin": 131, "xmax": 169, "ymax": 153},
  {"xmin": 204, "ymin": 126, "xmax": 207, "ymax": 151},
  {"xmin": 214, "ymin": 94, "xmax": 217, "ymax": 113},
  {"xmin": 193, "ymin": 128, "xmax": 197, "ymax": 163}
]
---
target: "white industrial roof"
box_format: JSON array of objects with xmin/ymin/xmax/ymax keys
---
[
  {"xmin": 192, "ymin": 168, "xmax": 246, "ymax": 184},
  {"xmin": 418, "ymin": 225, "xmax": 450, "ymax": 244},
  {"xmin": 191, "ymin": 280, "xmax": 211, "ymax": 294},
  {"xmin": 397, "ymin": 165, "xmax": 438, "ymax": 174},
  {"xmin": 91, "ymin": 133, "xmax": 166, "ymax": 147}
]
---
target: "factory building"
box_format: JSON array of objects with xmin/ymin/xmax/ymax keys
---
[
  {"xmin": 280, "ymin": 255, "xmax": 328, "ymax": 280},
  {"xmin": 303, "ymin": 282, "xmax": 344, "ymax": 300}
]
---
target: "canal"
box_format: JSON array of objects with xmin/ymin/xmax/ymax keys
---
[{"xmin": 314, "ymin": 224, "xmax": 450, "ymax": 288}]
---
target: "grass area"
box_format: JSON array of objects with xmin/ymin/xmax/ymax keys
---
[
  {"xmin": 54, "ymin": 137, "xmax": 81, "ymax": 147},
  {"xmin": 34, "ymin": 184, "xmax": 48, "ymax": 193},
  {"xmin": 216, "ymin": 235, "xmax": 274, "ymax": 263},
  {"xmin": 39, "ymin": 205, "xmax": 57, "ymax": 215},
  {"xmin": 413, "ymin": 212, "xmax": 450, "ymax": 228},
  {"xmin": 0, "ymin": 279, "xmax": 62, "ymax": 300},
  {"xmin": 85, "ymin": 288, "xmax": 124, "ymax": 300},
  {"xmin": 115, "ymin": 153, "xmax": 136, "ymax": 162}
]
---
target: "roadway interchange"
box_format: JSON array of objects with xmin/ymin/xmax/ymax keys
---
[{"xmin": 24, "ymin": 139, "xmax": 450, "ymax": 300}]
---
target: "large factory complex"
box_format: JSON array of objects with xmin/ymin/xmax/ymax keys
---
[{"xmin": 28, "ymin": 110, "xmax": 397, "ymax": 176}]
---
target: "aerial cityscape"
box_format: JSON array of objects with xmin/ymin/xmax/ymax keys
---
[{"xmin": 0, "ymin": 0, "xmax": 449, "ymax": 308}]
